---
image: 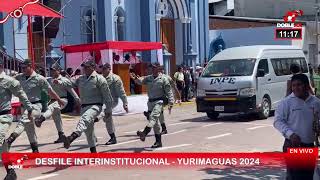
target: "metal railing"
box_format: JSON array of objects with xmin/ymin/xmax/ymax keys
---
[{"xmin": 0, "ymin": 49, "xmax": 22, "ymax": 75}]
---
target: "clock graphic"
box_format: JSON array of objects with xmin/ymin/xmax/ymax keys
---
[{"xmin": 275, "ymin": 28, "xmax": 302, "ymax": 40}]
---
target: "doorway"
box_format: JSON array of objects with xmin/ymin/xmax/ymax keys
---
[{"xmin": 160, "ymin": 19, "xmax": 176, "ymax": 76}]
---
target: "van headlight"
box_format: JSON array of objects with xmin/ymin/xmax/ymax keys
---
[
  {"xmin": 239, "ymin": 88, "xmax": 256, "ymax": 97},
  {"xmin": 197, "ymin": 89, "xmax": 206, "ymax": 97}
]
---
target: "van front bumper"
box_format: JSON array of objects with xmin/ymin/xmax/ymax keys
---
[{"xmin": 196, "ymin": 96, "xmax": 257, "ymax": 113}]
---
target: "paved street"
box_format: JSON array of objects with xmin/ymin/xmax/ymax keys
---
[{"xmin": 0, "ymin": 101, "xmax": 305, "ymax": 180}]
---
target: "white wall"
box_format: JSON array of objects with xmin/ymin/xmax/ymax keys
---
[
  {"xmin": 235, "ymin": 0, "xmax": 315, "ymax": 20},
  {"xmin": 209, "ymin": 26, "xmax": 291, "ymax": 49}
]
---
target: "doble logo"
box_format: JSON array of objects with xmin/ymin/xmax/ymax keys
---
[
  {"xmin": 8, "ymin": 155, "xmax": 28, "ymax": 170},
  {"xmin": 277, "ymin": 10, "xmax": 304, "ymax": 28},
  {"xmin": 0, "ymin": 0, "xmax": 40, "ymax": 24},
  {"xmin": 283, "ymin": 10, "xmax": 304, "ymax": 23}
]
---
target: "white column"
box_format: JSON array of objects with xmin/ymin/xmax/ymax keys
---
[{"xmin": 113, "ymin": 16, "xmax": 118, "ymax": 41}]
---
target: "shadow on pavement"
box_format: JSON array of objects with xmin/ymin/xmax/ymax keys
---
[
  {"xmin": 118, "ymin": 134, "xmax": 153, "ymax": 138},
  {"xmin": 180, "ymin": 113, "xmax": 271, "ymax": 124},
  {"xmin": 66, "ymin": 145, "xmax": 91, "ymax": 152},
  {"xmin": 101, "ymin": 147, "xmax": 153, "ymax": 153},
  {"xmin": 199, "ymin": 167, "xmax": 285, "ymax": 180},
  {"xmin": 42, "ymin": 166, "xmax": 70, "ymax": 174},
  {"xmin": 11, "ymin": 142, "xmax": 54, "ymax": 152}
]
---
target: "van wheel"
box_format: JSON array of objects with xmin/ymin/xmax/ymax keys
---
[
  {"xmin": 207, "ymin": 112, "xmax": 219, "ymax": 120},
  {"xmin": 258, "ymin": 98, "xmax": 271, "ymax": 119}
]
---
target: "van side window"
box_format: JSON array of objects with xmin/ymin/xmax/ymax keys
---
[
  {"xmin": 271, "ymin": 58, "xmax": 308, "ymax": 76},
  {"xmin": 257, "ymin": 59, "xmax": 269, "ymax": 74}
]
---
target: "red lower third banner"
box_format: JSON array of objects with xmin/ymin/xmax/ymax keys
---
[{"xmin": 1, "ymin": 148, "xmax": 318, "ymax": 170}]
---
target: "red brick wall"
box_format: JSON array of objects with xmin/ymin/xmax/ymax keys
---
[{"xmin": 210, "ymin": 18, "xmax": 275, "ymax": 30}]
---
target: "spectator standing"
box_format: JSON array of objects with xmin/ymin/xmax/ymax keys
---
[
  {"xmin": 313, "ymin": 65, "xmax": 320, "ymax": 97},
  {"xmin": 183, "ymin": 66, "xmax": 191, "ymax": 102},
  {"xmin": 174, "ymin": 66, "xmax": 184, "ymax": 101},
  {"xmin": 274, "ymin": 74, "xmax": 320, "ymax": 180},
  {"xmin": 66, "ymin": 68, "xmax": 73, "ymax": 77},
  {"xmin": 286, "ymin": 64, "xmax": 314, "ymax": 96}
]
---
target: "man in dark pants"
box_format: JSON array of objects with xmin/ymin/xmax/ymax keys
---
[
  {"xmin": 274, "ymin": 74, "xmax": 320, "ymax": 180},
  {"xmin": 183, "ymin": 66, "xmax": 191, "ymax": 102}
]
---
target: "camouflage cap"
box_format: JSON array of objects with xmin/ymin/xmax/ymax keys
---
[
  {"xmin": 50, "ymin": 63, "xmax": 62, "ymax": 71},
  {"xmin": 99, "ymin": 62, "xmax": 111, "ymax": 69},
  {"xmin": 20, "ymin": 59, "xmax": 32, "ymax": 67},
  {"xmin": 150, "ymin": 62, "xmax": 161, "ymax": 68},
  {"xmin": 81, "ymin": 60, "xmax": 96, "ymax": 68}
]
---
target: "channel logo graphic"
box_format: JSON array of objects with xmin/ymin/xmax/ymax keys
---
[
  {"xmin": 0, "ymin": 0, "xmax": 40, "ymax": 24},
  {"xmin": 7, "ymin": 155, "xmax": 28, "ymax": 170},
  {"xmin": 277, "ymin": 10, "xmax": 304, "ymax": 28}
]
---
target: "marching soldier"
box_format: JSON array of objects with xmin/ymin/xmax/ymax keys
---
[
  {"xmin": 34, "ymin": 64, "xmax": 80, "ymax": 144},
  {"xmin": 132, "ymin": 62, "xmax": 174, "ymax": 148},
  {"xmin": 95, "ymin": 62, "xmax": 128, "ymax": 145},
  {"xmin": 62, "ymin": 60, "xmax": 113, "ymax": 153},
  {"xmin": 159, "ymin": 69, "xmax": 181, "ymax": 134},
  {"xmin": 5, "ymin": 59, "xmax": 63, "ymax": 153},
  {"xmin": 0, "ymin": 59, "xmax": 33, "ymax": 180},
  {"xmin": 143, "ymin": 66, "xmax": 181, "ymax": 134}
]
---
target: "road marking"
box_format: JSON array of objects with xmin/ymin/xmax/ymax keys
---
[
  {"xmin": 202, "ymin": 123, "xmax": 223, "ymax": 128},
  {"xmin": 154, "ymin": 144, "xmax": 192, "ymax": 151},
  {"xmin": 207, "ymin": 133, "xmax": 232, "ymax": 140},
  {"xmin": 244, "ymin": 123, "xmax": 273, "ymax": 127},
  {"xmin": 109, "ymin": 139, "xmax": 140, "ymax": 146},
  {"xmin": 163, "ymin": 129, "xmax": 187, "ymax": 136},
  {"xmin": 168, "ymin": 122, "xmax": 191, "ymax": 126},
  {"xmin": 124, "ymin": 130, "xmax": 138, "ymax": 134},
  {"xmin": 26, "ymin": 174, "xmax": 59, "ymax": 180},
  {"xmin": 73, "ymin": 137, "xmax": 103, "ymax": 143},
  {"xmin": 247, "ymin": 126, "xmax": 268, "ymax": 130},
  {"xmin": 124, "ymin": 123, "xmax": 189, "ymax": 134}
]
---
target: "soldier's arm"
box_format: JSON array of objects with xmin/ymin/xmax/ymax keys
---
[
  {"xmin": 62, "ymin": 78, "xmax": 81, "ymax": 103},
  {"xmin": 136, "ymin": 75, "xmax": 150, "ymax": 85},
  {"xmin": 96, "ymin": 104, "xmax": 106, "ymax": 121},
  {"xmin": 172, "ymin": 82, "xmax": 181, "ymax": 100},
  {"xmin": 55, "ymin": 77, "xmax": 77, "ymax": 88},
  {"xmin": 163, "ymin": 78, "xmax": 174, "ymax": 105},
  {"xmin": 68, "ymin": 88, "xmax": 81, "ymax": 104},
  {"xmin": 115, "ymin": 78, "xmax": 128, "ymax": 105},
  {"xmin": 10, "ymin": 79, "xmax": 33, "ymax": 112},
  {"xmin": 168, "ymin": 77, "xmax": 181, "ymax": 100},
  {"xmin": 97, "ymin": 76, "xmax": 113, "ymax": 105},
  {"xmin": 41, "ymin": 77, "xmax": 62, "ymax": 102}
]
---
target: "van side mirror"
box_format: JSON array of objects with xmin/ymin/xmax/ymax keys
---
[{"xmin": 257, "ymin": 69, "xmax": 265, "ymax": 77}]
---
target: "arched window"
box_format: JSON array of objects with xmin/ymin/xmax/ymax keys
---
[
  {"xmin": 157, "ymin": 0, "xmax": 174, "ymax": 19},
  {"xmin": 114, "ymin": 7, "xmax": 126, "ymax": 41},
  {"xmin": 81, "ymin": 8, "xmax": 96, "ymax": 43}
]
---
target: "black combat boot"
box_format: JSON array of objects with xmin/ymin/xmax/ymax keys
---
[
  {"xmin": 90, "ymin": 147, "xmax": 97, "ymax": 153},
  {"xmin": 62, "ymin": 132, "xmax": 79, "ymax": 149},
  {"xmin": 151, "ymin": 134, "xmax": 162, "ymax": 148},
  {"xmin": 4, "ymin": 169, "xmax": 17, "ymax": 180},
  {"xmin": 34, "ymin": 115, "xmax": 45, "ymax": 128},
  {"xmin": 30, "ymin": 142, "xmax": 39, "ymax": 153},
  {"xmin": 137, "ymin": 126, "xmax": 151, "ymax": 142},
  {"xmin": 161, "ymin": 123, "xmax": 168, "ymax": 135},
  {"xmin": 54, "ymin": 132, "xmax": 65, "ymax": 144},
  {"xmin": 4, "ymin": 133, "xmax": 19, "ymax": 150},
  {"xmin": 143, "ymin": 111, "xmax": 150, "ymax": 120},
  {"xmin": 105, "ymin": 133, "xmax": 117, "ymax": 145}
]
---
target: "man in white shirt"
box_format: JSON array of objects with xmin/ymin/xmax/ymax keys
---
[
  {"xmin": 174, "ymin": 67, "xmax": 184, "ymax": 102},
  {"xmin": 274, "ymin": 73, "xmax": 320, "ymax": 180}
]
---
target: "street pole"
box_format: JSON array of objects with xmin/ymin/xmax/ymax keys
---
[{"xmin": 316, "ymin": 0, "xmax": 319, "ymax": 68}]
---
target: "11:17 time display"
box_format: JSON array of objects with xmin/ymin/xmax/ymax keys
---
[{"xmin": 275, "ymin": 29, "xmax": 302, "ymax": 39}]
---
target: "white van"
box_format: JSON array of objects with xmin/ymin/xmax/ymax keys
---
[{"xmin": 196, "ymin": 45, "xmax": 310, "ymax": 119}]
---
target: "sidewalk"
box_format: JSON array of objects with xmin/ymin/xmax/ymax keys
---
[{"xmin": 61, "ymin": 95, "xmax": 195, "ymax": 119}]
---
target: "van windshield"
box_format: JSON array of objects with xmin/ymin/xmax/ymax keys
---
[{"xmin": 202, "ymin": 59, "xmax": 256, "ymax": 77}]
